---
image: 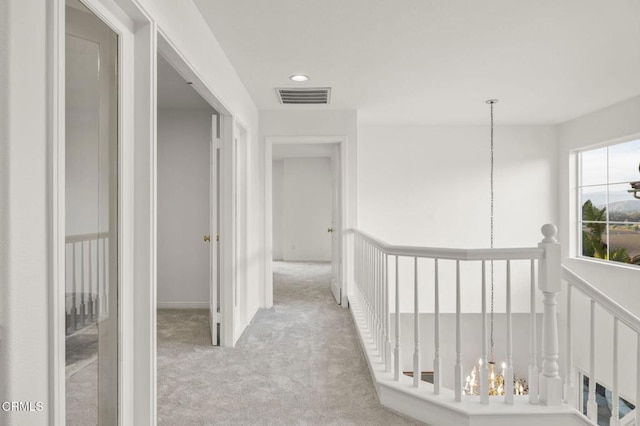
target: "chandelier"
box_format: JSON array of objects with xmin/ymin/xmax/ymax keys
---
[
  {"xmin": 464, "ymin": 360, "xmax": 528, "ymax": 396},
  {"xmin": 462, "ymin": 100, "xmax": 528, "ymax": 397}
]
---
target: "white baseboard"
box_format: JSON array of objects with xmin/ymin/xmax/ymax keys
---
[{"xmin": 157, "ymin": 302, "xmax": 209, "ymax": 309}]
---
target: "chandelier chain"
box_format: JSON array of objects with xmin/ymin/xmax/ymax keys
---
[{"xmin": 489, "ymin": 100, "xmax": 495, "ymax": 363}]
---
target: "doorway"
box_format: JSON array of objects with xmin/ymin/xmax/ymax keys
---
[
  {"xmin": 265, "ymin": 137, "xmax": 347, "ymax": 308},
  {"xmin": 156, "ymin": 53, "xmax": 220, "ymax": 346}
]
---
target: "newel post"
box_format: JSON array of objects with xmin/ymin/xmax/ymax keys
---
[{"xmin": 537, "ymin": 224, "xmax": 563, "ymax": 406}]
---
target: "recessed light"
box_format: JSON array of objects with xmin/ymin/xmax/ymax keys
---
[{"xmin": 289, "ymin": 74, "xmax": 309, "ymax": 82}]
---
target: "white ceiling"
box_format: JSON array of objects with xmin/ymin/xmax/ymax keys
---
[
  {"xmin": 193, "ymin": 0, "xmax": 640, "ymax": 125},
  {"xmin": 157, "ymin": 54, "xmax": 213, "ymax": 109}
]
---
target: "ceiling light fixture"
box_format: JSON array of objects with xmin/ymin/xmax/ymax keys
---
[{"xmin": 289, "ymin": 74, "xmax": 309, "ymax": 82}]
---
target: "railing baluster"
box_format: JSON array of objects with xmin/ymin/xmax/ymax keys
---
[
  {"xmin": 434, "ymin": 258, "xmax": 441, "ymax": 395},
  {"xmin": 394, "ymin": 255, "xmax": 401, "ymax": 381},
  {"xmin": 361, "ymin": 239, "xmax": 365, "ymax": 320},
  {"xmin": 80, "ymin": 241, "xmax": 86, "ymax": 327},
  {"xmin": 88, "ymin": 240, "xmax": 94, "ymax": 323},
  {"xmin": 505, "ymin": 260, "xmax": 514, "ymax": 405},
  {"xmin": 376, "ymin": 247, "xmax": 381, "ymax": 354},
  {"xmin": 95, "ymin": 237, "xmax": 101, "ymax": 320},
  {"xmin": 362, "ymin": 241, "xmax": 366, "ymax": 324},
  {"xmin": 371, "ymin": 243, "xmax": 376, "ymax": 347},
  {"xmin": 374, "ymin": 247, "xmax": 378, "ymax": 354},
  {"xmin": 529, "ymin": 259, "xmax": 539, "ymax": 404},
  {"xmin": 455, "ymin": 260, "xmax": 463, "ymax": 402},
  {"xmin": 564, "ymin": 283, "xmax": 573, "ymax": 406},
  {"xmin": 371, "ymin": 244, "xmax": 375, "ymax": 347},
  {"xmin": 413, "ymin": 257, "xmax": 420, "ymax": 388},
  {"xmin": 378, "ymin": 249, "xmax": 382, "ymax": 356},
  {"xmin": 371, "ymin": 243, "xmax": 374, "ymax": 340},
  {"xmin": 611, "ymin": 317, "xmax": 619, "ymax": 426},
  {"xmin": 71, "ymin": 242, "xmax": 78, "ymax": 331},
  {"xmin": 370, "ymin": 242, "xmax": 374, "ymax": 338},
  {"xmin": 65, "ymin": 256, "xmax": 70, "ymax": 334},
  {"xmin": 357, "ymin": 235, "xmax": 360, "ymax": 284},
  {"xmin": 385, "ymin": 253, "xmax": 392, "ymax": 373},
  {"xmin": 372, "ymin": 244, "xmax": 376, "ymax": 346},
  {"xmin": 102, "ymin": 237, "xmax": 108, "ymax": 315},
  {"xmin": 481, "ymin": 260, "xmax": 489, "ymax": 404},
  {"xmin": 366, "ymin": 241, "xmax": 370, "ymax": 333},
  {"xmin": 379, "ymin": 249, "xmax": 384, "ymax": 360},
  {"xmin": 587, "ymin": 299, "xmax": 597, "ymax": 422}
]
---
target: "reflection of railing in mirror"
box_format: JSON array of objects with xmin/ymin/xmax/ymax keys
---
[{"xmin": 65, "ymin": 233, "xmax": 110, "ymax": 336}]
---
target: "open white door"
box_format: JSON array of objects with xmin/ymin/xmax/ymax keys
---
[
  {"xmin": 330, "ymin": 145, "xmax": 342, "ymax": 304},
  {"xmin": 209, "ymin": 115, "xmax": 219, "ymax": 345}
]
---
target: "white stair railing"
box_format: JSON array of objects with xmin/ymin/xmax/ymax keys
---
[
  {"xmin": 622, "ymin": 409, "xmax": 636, "ymax": 426},
  {"xmin": 65, "ymin": 232, "xmax": 109, "ymax": 335},
  {"xmin": 562, "ymin": 266, "xmax": 640, "ymax": 426},
  {"xmin": 352, "ymin": 224, "xmax": 564, "ymax": 406}
]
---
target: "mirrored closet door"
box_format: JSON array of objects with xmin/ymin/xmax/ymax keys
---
[{"xmin": 65, "ymin": 0, "xmax": 118, "ymax": 424}]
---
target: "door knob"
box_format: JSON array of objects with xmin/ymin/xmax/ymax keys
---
[
  {"xmin": 327, "ymin": 228, "xmax": 333, "ymax": 233},
  {"xmin": 204, "ymin": 235, "xmax": 211, "ymax": 242}
]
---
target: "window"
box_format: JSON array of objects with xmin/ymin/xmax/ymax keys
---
[
  {"xmin": 581, "ymin": 374, "xmax": 635, "ymax": 425},
  {"xmin": 579, "ymin": 139, "xmax": 640, "ymax": 265}
]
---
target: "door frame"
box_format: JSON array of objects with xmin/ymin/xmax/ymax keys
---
[
  {"xmin": 49, "ymin": 0, "xmax": 155, "ymax": 424},
  {"xmin": 157, "ymin": 33, "xmax": 237, "ymax": 348},
  {"xmin": 330, "ymin": 144, "xmax": 342, "ymax": 304},
  {"xmin": 264, "ymin": 136, "xmax": 349, "ymax": 308},
  {"xmin": 210, "ymin": 115, "xmax": 219, "ymax": 346}
]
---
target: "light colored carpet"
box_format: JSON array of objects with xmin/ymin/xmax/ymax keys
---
[{"xmin": 157, "ymin": 261, "xmax": 423, "ymax": 425}]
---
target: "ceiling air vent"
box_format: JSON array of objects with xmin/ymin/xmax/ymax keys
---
[{"xmin": 276, "ymin": 87, "xmax": 331, "ymax": 105}]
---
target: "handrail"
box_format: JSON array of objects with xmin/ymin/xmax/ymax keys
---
[
  {"xmin": 352, "ymin": 228, "xmax": 544, "ymax": 261},
  {"xmin": 562, "ymin": 265, "xmax": 640, "ymax": 334},
  {"xmin": 66, "ymin": 232, "xmax": 109, "ymax": 244}
]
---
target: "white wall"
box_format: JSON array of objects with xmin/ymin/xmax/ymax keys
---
[
  {"xmin": 358, "ymin": 125, "xmax": 558, "ymax": 247},
  {"xmin": 157, "ymin": 108, "xmax": 214, "ymax": 307},
  {"xmin": 0, "ymin": 0, "xmax": 50, "ymax": 422},
  {"xmin": 359, "ymin": 125, "xmax": 558, "ymax": 313},
  {"xmin": 272, "ymin": 160, "xmax": 284, "ymax": 260},
  {"xmin": 278, "ymin": 157, "xmax": 332, "ymax": 262},
  {"xmin": 557, "ymin": 95, "xmax": 640, "ymax": 404}
]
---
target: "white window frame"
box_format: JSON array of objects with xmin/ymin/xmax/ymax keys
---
[{"xmin": 576, "ymin": 134, "xmax": 640, "ymax": 268}]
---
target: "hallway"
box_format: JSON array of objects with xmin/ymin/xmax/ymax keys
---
[{"xmin": 157, "ymin": 261, "xmax": 422, "ymax": 425}]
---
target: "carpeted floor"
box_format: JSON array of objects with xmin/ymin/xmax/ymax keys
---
[{"xmin": 157, "ymin": 261, "xmax": 423, "ymax": 425}]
